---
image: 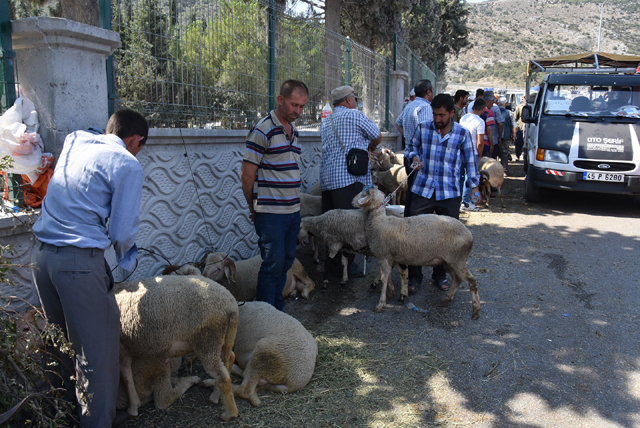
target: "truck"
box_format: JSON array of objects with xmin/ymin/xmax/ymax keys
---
[{"xmin": 520, "ymin": 52, "xmax": 640, "ymax": 202}]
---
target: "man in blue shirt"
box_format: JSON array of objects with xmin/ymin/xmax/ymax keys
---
[
  {"xmin": 406, "ymin": 94, "xmax": 480, "ymax": 292},
  {"xmin": 32, "ymin": 109, "xmax": 148, "ymax": 428}
]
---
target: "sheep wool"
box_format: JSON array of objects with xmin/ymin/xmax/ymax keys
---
[
  {"xmin": 353, "ymin": 187, "xmax": 481, "ymax": 319},
  {"xmin": 232, "ymin": 301, "xmax": 318, "ymax": 407},
  {"xmin": 115, "ymin": 275, "xmax": 239, "ymax": 420}
]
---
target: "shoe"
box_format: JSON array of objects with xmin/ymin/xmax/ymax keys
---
[
  {"xmin": 461, "ymin": 204, "xmax": 478, "ymax": 212},
  {"xmin": 408, "ymin": 280, "xmax": 421, "ymax": 295},
  {"xmin": 112, "ymin": 411, "xmax": 130, "ymax": 427},
  {"xmin": 433, "ymin": 278, "xmax": 450, "ymax": 291}
]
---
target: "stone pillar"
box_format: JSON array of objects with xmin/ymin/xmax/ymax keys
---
[
  {"xmin": 11, "ymin": 17, "xmax": 121, "ymax": 157},
  {"xmin": 389, "ymin": 70, "xmax": 409, "ymax": 134}
]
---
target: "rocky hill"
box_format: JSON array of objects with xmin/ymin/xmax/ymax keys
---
[{"xmin": 446, "ymin": 0, "xmax": 640, "ymax": 91}]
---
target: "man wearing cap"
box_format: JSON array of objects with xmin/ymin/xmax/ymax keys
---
[
  {"xmin": 320, "ymin": 85, "xmax": 381, "ymax": 275},
  {"xmin": 241, "ymin": 79, "xmax": 309, "ymax": 311}
]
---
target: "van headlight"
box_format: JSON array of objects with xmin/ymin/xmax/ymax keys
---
[{"xmin": 536, "ymin": 148, "xmax": 568, "ymax": 163}]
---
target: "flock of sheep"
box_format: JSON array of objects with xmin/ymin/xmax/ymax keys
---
[{"xmin": 15, "ymin": 146, "xmax": 506, "ymax": 421}]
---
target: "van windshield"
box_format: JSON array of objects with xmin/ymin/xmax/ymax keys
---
[{"xmin": 543, "ymin": 84, "xmax": 640, "ymax": 118}]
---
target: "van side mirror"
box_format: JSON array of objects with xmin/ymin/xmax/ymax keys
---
[{"xmin": 522, "ymin": 105, "xmax": 536, "ymax": 123}]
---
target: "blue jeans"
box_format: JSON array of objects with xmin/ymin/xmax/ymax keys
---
[
  {"xmin": 459, "ymin": 168, "xmax": 472, "ymax": 205},
  {"xmin": 254, "ymin": 211, "xmax": 301, "ymax": 311}
]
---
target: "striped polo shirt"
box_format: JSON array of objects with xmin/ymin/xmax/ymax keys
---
[{"xmin": 243, "ymin": 110, "xmax": 301, "ymax": 214}]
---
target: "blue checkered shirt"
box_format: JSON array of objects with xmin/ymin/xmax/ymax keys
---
[
  {"xmin": 396, "ymin": 98, "xmax": 432, "ymax": 158},
  {"xmin": 407, "ymin": 120, "xmax": 480, "ymax": 201},
  {"xmin": 320, "ymin": 106, "xmax": 380, "ymax": 191}
]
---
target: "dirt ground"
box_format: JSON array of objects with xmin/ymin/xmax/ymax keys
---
[{"xmin": 123, "ymin": 156, "xmax": 640, "ymax": 428}]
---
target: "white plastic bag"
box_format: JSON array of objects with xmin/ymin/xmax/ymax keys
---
[{"xmin": 0, "ymin": 94, "xmax": 42, "ymax": 176}]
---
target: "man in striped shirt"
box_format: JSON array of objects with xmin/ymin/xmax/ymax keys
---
[
  {"xmin": 241, "ymin": 80, "xmax": 308, "ymax": 310},
  {"xmin": 406, "ymin": 93, "xmax": 481, "ymax": 292}
]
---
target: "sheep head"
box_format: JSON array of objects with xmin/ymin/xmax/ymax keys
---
[
  {"xmin": 352, "ymin": 185, "xmax": 385, "ymax": 212},
  {"xmin": 202, "ymin": 252, "xmax": 236, "ymax": 284}
]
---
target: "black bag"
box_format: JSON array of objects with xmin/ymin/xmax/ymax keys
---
[
  {"xmin": 346, "ymin": 148, "xmax": 369, "ymax": 176},
  {"xmin": 330, "ymin": 115, "xmax": 369, "ymax": 176}
]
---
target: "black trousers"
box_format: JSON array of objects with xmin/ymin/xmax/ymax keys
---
[{"xmin": 404, "ymin": 192, "xmax": 461, "ymax": 283}]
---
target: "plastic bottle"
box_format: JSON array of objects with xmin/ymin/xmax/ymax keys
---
[
  {"xmin": 471, "ymin": 191, "xmax": 480, "ymax": 204},
  {"xmin": 321, "ymin": 102, "xmax": 332, "ymax": 119}
]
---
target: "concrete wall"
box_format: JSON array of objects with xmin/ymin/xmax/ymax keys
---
[{"xmin": 0, "ymin": 16, "xmax": 402, "ymax": 304}]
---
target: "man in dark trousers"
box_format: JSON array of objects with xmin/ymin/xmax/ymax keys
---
[{"xmin": 32, "ymin": 109, "xmax": 148, "ymax": 427}]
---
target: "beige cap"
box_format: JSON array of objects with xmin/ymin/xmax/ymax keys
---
[{"xmin": 331, "ymin": 86, "xmax": 356, "ymax": 103}]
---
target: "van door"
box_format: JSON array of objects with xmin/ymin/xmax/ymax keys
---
[{"xmin": 525, "ymin": 85, "xmax": 544, "ymax": 169}]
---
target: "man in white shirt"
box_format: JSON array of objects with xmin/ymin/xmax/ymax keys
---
[{"xmin": 459, "ymin": 98, "xmax": 487, "ymax": 211}]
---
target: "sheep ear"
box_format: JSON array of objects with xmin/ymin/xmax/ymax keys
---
[
  {"xmin": 223, "ymin": 258, "xmax": 236, "ymax": 282},
  {"xmin": 357, "ymin": 195, "xmax": 369, "ymax": 206}
]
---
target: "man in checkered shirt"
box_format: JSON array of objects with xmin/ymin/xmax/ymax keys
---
[
  {"xmin": 405, "ymin": 93, "xmax": 481, "ymax": 292},
  {"xmin": 320, "ymin": 85, "xmax": 382, "ymax": 276}
]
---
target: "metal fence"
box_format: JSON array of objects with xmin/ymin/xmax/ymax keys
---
[
  {"xmin": 108, "ymin": 0, "xmax": 431, "ymax": 131},
  {"xmin": 394, "ymin": 37, "xmax": 437, "ymax": 98}
]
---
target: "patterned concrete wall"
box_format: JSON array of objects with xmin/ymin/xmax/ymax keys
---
[{"xmin": 1, "ymin": 129, "xmax": 400, "ymax": 300}]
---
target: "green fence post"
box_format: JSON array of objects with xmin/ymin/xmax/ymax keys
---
[
  {"xmin": 344, "ymin": 37, "xmax": 351, "ymax": 86},
  {"xmin": 393, "ymin": 33, "xmax": 397, "ymax": 71},
  {"xmin": 268, "ymin": 0, "xmax": 276, "ymax": 111},
  {"xmin": 99, "ymin": 0, "xmax": 115, "ymax": 117},
  {"xmin": 385, "ymin": 57, "xmax": 390, "ymax": 131},
  {"xmin": 0, "ymin": 0, "xmax": 23, "ymax": 209}
]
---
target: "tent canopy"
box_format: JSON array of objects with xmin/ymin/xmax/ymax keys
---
[{"xmin": 528, "ymin": 52, "xmax": 640, "ymax": 76}]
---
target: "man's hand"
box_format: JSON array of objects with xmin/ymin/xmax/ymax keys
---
[
  {"xmin": 411, "ymin": 156, "xmax": 423, "ymax": 171},
  {"xmin": 471, "ymin": 186, "xmax": 481, "ymax": 204}
]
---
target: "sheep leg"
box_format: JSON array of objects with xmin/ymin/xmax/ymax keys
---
[
  {"xmin": 154, "ymin": 373, "xmax": 202, "ymax": 410},
  {"xmin": 440, "ymin": 268, "xmax": 461, "ymax": 307},
  {"xmin": 120, "ymin": 353, "xmax": 141, "ymax": 417},
  {"xmin": 375, "ymin": 260, "xmax": 393, "ymax": 312},
  {"xmin": 340, "ymin": 253, "xmax": 349, "ymax": 286},
  {"xmin": 396, "ymin": 264, "xmax": 409, "ymax": 303},
  {"xmin": 485, "ymin": 186, "xmax": 491, "ymax": 207},
  {"xmin": 498, "ymin": 187, "xmax": 505, "ymax": 208},
  {"xmin": 465, "ymin": 271, "xmax": 481, "ymax": 320}
]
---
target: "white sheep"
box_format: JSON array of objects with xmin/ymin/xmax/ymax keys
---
[
  {"xmin": 299, "ymin": 209, "xmax": 408, "ymax": 294},
  {"xmin": 478, "ymin": 156, "xmax": 505, "ymax": 208},
  {"xmin": 300, "ymin": 193, "xmax": 322, "ymax": 217},
  {"xmin": 372, "ymin": 164, "xmax": 408, "ymax": 204},
  {"xmin": 115, "ymin": 275, "xmax": 239, "ymax": 420},
  {"xmin": 202, "ymin": 253, "xmax": 316, "ymax": 300},
  {"xmin": 371, "ymin": 147, "xmax": 403, "ymax": 171},
  {"xmin": 309, "ymin": 181, "xmax": 322, "ymax": 196},
  {"xmin": 229, "ymin": 301, "xmax": 317, "ymax": 406},
  {"xmin": 115, "ymin": 356, "xmax": 198, "ymax": 414},
  {"xmin": 353, "ymin": 187, "xmax": 481, "ymax": 319}
]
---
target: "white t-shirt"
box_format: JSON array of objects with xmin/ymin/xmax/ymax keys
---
[{"xmin": 460, "ymin": 113, "xmax": 485, "ymax": 155}]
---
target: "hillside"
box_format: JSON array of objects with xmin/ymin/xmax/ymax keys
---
[{"xmin": 446, "ymin": 0, "xmax": 640, "ymax": 91}]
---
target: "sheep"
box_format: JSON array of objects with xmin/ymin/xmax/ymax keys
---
[
  {"xmin": 299, "ymin": 209, "xmax": 408, "ymax": 294},
  {"xmin": 478, "ymin": 156, "xmax": 505, "ymax": 208},
  {"xmin": 202, "ymin": 253, "xmax": 315, "ymax": 301},
  {"xmin": 371, "ymin": 147, "xmax": 403, "ymax": 171},
  {"xmin": 300, "ymin": 192, "xmax": 322, "ymax": 218},
  {"xmin": 309, "ymin": 181, "xmax": 322, "ymax": 196},
  {"xmin": 352, "ymin": 187, "xmax": 481, "ymax": 319},
  {"xmin": 228, "ymin": 301, "xmax": 317, "ymax": 407},
  {"xmin": 161, "ymin": 263, "xmax": 202, "ymax": 276},
  {"xmin": 115, "ymin": 275, "xmax": 239, "ymax": 420},
  {"xmin": 372, "ymin": 164, "xmax": 408, "ymax": 204},
  {"xmin": 115, "ymin": 356, "xmax": 199, "ymax": 414}
]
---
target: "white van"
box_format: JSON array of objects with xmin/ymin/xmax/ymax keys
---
[{"xmin": 521, "ymin": 53, "xmax": 640, "ymax": 202}]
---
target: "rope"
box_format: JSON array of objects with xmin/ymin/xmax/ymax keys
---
[
  {"xmin": 370, "ymin": 166, "xmax": 417, "ymax": 211},
  {"xmin": 179, "ymin": 128, "xmax": 216, "ymax": 253}
]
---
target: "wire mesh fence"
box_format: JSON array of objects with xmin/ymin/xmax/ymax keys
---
[
  {"xmin": 109, "ymin": 0, "xmax": 430, "ymax": 130},
  {"xmin": 395, "ymin": 38, "xmax": 437, "ymax": 98}
]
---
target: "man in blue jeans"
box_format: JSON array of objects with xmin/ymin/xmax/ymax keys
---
[{"xmin": 241, "ymin": 80, "xmax": 308, "ymax": 310}]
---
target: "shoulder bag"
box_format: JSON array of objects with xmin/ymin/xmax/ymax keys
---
[{"xmin": 330, "ymin": 115, "xmax": 369, "ymax": 176}]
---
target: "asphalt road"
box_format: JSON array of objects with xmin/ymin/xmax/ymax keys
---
[{"xmin": 404, "ymin": 167, "xmax": 640, "ymax": 427}]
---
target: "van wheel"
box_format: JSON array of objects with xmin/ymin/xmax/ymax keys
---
[{"xmin": 525, "ymin": 165, "xmax": 541, "ymax": 203}]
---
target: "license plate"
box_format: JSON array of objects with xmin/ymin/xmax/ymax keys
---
[{"xmin": 583, "ymin": 172, "xmax": 624, "ymax": 182}]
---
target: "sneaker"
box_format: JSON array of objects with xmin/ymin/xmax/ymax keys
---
[{"xmin": 461, "ymin": 203, "xmax": 478, "ymax": 212}]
